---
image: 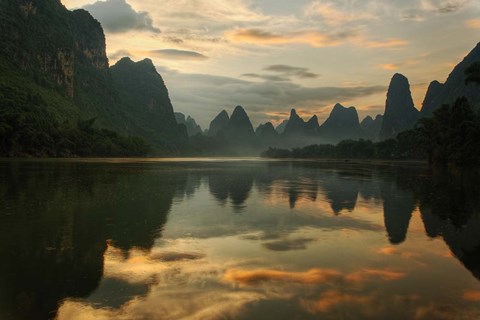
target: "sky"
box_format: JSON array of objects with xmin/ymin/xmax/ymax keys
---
[{"xmin": 62, "ymin": 0, "xmax": 480, "ymax": 128}]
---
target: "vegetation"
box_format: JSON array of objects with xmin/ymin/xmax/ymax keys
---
[
  {"xmin": 418, "ymin": 97, "xmax": 480, "ymax": 165},
  {"xmin": 263, "ymin": 97, "xmax": 480, "ymax": 165},
  {"xmin": 465, "ymin": 62, "xmax": 480, "ymax": 85},
  {"xmin": 0, "ymin": 87, "xmax": 150, "ymax": 157}
]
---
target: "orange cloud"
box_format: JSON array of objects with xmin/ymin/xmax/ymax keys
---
[
  {"xmin": 227, "ymin": 29, "xmax": 353, "ymax": 47},
  {"xmin": 381, "ymin": 63, "xmax": 402, "ymax": 71},
  {"xmin": 377, "ymin": 246, "xmax": 398, "ymax": 255},
  {"xmin": 363, "ymin": 38, "xmax": 408, "ymax": 49},
  {"xmin": 377, "ymin": 246, "xmax": 419, "ymax": 259},
  {"xmin": 228, "ymin": 29, "xmax": 407, "ymax": 51},
  {"xmin": 304, "ymin": 2, "xmax": 375, "ymax": 26},
  {"xmin": 223, "ymin": 268, "xmax": 343, "ymax": 286},
  {"xmin": 223, "ymin": 267, "xmax": 405, "ymax": 287},
  {"xmin": 465, "ymin": 19, "xmax": 480, "ymax": 28},
  {"xmin": 463, "ymin": 290, "xmax": 480, "ymax": 301},
  {"xmin": 346, "ymin": 269, "xmax": 406, "ymax": 282},
  {"xmin": 380, "ymin": 59, "xmax": 419, "ymax": 71},
  {"xmin": 302, "ymin": 290, "xmax": 372, "ymax": 313}
]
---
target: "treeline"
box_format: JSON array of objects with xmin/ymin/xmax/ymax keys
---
[
  {"xmin": 263, "ymin": 97, "xmax": 480, "ymax": 165},
  {"xmin": 0, "ymin": 89, "xmax": 150, "ymax": 157}
]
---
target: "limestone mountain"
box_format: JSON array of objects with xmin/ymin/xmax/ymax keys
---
[
  {"xmin": 421, "ymin": 42, "xmax": 480, "ymax": 116},
  {"xmin": 0, "ymin": 0, "xmax": 186, "ymax": 155},
  {"xmin": 208, "ymin": 110, "xmax": 229, "ymax": 136},
  {"xmin": 379, "ymin": 74, "xmax": 419, "ymax": 140},
  {"xmin": 275, "ymin": 120, "xmax": 288, "ymax": 134},
  {"xmin": 305, "ymin": 115, "xmax": 320, "ymax": 135},
  {"xmin": 175, "ymin": 112, "xmax": 202, "ymax": 137},
  {"xmin": 256, "ymin": 122, "xmax": 279, "ymax": 146},
  {"xmin": 361, "ymin": 115, "xmax": 383, "ymax": 141},
  {"xmin": 281, "ymin": 109, "xmax": 321, "ymax": 147},
  {"xmin": 0, "ymin": 0, "xmax": 119, "ymax": 129},
  {"xmin": 110, "ymin": 57, "xmax": 187, "ymax": 149},
  {"xmin": 223, "ymin": 106, "xmax": 256, "ymax": 141},
  {"xmin": 283, "ymin": 109, "xmax": 307, "ymax": 137},
  {"xmin": 319, "ymin": 103, "xmax": 363, "ymax": 143}
]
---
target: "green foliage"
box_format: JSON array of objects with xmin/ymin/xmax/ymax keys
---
[
  {"xmin": 261, "ymin": 138, "xmax": 413, "ymax": 160},
  {"xmin": 263, "ymin": 97, "xmax": 480, "ymax": 165},
  {"xmin": 419, "ymin": 97, "xmax": 480, "ymax": 165},
  {"xmin": 465, "ymin": 62, "xmax": 480, "ymax": 85},
  {"xmin": 0, "ymin": 88, "xmax": 150, "ymax": 157}
]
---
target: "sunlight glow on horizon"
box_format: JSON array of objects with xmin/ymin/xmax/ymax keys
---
[{"xmin": 61, "ymin": 0, "xmax": 480, "ymax": 127}]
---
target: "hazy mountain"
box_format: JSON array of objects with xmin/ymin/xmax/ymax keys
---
[
  {"xmin": 361, "ymin": 115, "xmax": 383, "ymax": 141},
  {"xmin": 305, "ymin": 115, "xmax": 320, "ymax": 135},
  {"xmin": 223, "ymin": 106, "xmax": 256, "ymax": 141},
  {"xmin": 175, "ymin": 112, "xmax": 202, "ymax": 137},
  {"xmin": 256, "ymin": 122, "xmax": 279, "ymax": 146},
  {"xmin": 379, "ymin": 74, "xmax": 419, "ymax": 140},
  {"xmin": 283, "ymin": 109, "xmax": 307, "ymax": 137},
  {"xmin": 276, "ymin": 120, "xmax": 289, "ymax": 134},
  {"xmin": 421, "ymin": 42, "xmax": 480, "ymax": 116},
  {"xmin": 208, "ymin": 110, "xmax": 229, "ymax": 136},
  {"xmin": 111, "ymin": 57, "xmax": 187, "ymax": 149},
  {"xmin": 319, "ymin": 103, "xmax": 363, "ymax": 143}
]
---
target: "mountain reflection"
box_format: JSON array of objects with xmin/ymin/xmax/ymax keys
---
[
  {"xmin": 0, "ymin": 160, "xmax": 480, "ymax": 319},
  {"xmin": 0, "ymin": 161, "xmax": 188, "ymax": 320}
]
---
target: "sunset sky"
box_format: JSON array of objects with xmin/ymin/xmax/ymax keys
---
[{"xmin": 62, "ymin": 0, "xmax": 480, "ymax": 128}]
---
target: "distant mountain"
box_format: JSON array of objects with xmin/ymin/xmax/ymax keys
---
[
  {"xmin": 256, "ymin": 122, "xmax": 279, "ymax": 146},
  {"xmin": 276, "ymin": 120, "xmax": 288, "ymax": 134},
  {"xmin": 379, "ymin": 74, "xmax": 419, "ymax": 140},
  {"xmin": 111, "ymin": 57, "xmax": 187, "ymax": 149},
  {"xmin": 281, "ymin": 109, "xmax": 321, "ymax": 147},
  {"xmin": 208, "ymin": 110, "xmax": 229, "ymax": 136},
  {"xmin": 421, "ymin": 42, "xmax": 480, "ymax": 116},
  {"xmin": 223, "ymin": 106, "xmax": 256, "ymax": 141},
  {"xmin": 319, "ymin": 103, "xmax": 362, "ymax": 143},
  {"xmin": 283, "ymin": 109, "xmax": 307, "ymax": 136},
  {"xmin": 175, "ymin": 112, "xmax": 202, "ymax": 137},
  {"xmin": 305, "ymin": 115, "xmax": 320, "ymax": 135},
  {"xmin": 361, "ymin": 115, "xmax": 383, "ymax": 141}
]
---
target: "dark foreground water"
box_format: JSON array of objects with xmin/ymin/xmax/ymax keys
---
[{"xmin": 1, "ymin": 159, "xmax": 480, "ymax": 320}]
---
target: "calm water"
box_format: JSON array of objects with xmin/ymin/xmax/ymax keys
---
[{"xmin": 1, "ymin": 159, "xmax": 480, "ymax": 320}]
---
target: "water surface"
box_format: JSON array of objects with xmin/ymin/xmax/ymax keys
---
[{"xmin": 1, "ymin": 159, "xmax": 480, "ymax": 320}]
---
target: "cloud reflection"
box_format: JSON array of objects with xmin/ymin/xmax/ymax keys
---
[{"xmin": 223, "ymin": 267, "xmax": 405, "ymax": 287}]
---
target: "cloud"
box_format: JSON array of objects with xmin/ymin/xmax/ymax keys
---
[
  {"xmin": 227, "ymin": 28, "xmax": 408, "ymax": 50},
  {"xmin": 262, "ymin": 238, "xmax": 316, "ymax": 251},
  {"xmin": 304, "ymin": 1, "xmax": 376, "ymax": 26},
  {"xmin": 241, "ymin": 73, "xmax": 290, "ymax": 82},
  {"xmin": 223, "ymin": 268, "xmax": 343, "ymax": 286},
  {"xmin": 380, "ymin": 59, "xmax": 419, "ymax": 70},
  {"xmin": 83, "ymin": 0, "xmax": 160, "ymax": 33},
  {"xmin": 465, "ymin": 19, "xmax": 480, "ymax": 28},
  {"xmin": 223, "ymin": 267, "xmax": 405, "ymax": 287},
  {"xmin": 150, "ymin": 251, "xmax": 205, "ymax": 262},
  {"xmin": 108, "ymin": 49, "xmax": 132, "ymax": 61},
  {"xmin": 362, "ymin": 38, "xmax": 408, "ymax": 49},
  {"xmin": 463, "ymin": 290, "xmax": 480, "ymax": 301},
  {"xmin": 160, "ymin": 68, "xmax": 387, "ymax": 127},
  {"xmin": 227, "ymin": 28, "xmax": 357, "ymax": 48},
  {"xmin": 302, "ymin": 290, "xmax": 372, "ymax": 313},
  {"xmin": 241, "ymin": 65, "xmax": 319, "ymax": 82},
  {"xmin": 148, "ymin": 49, "xmax": 208, "ymax": 60},
  {"xmin": 264, "ymin": 65, "xmax": 320, "ymax": 79},
  {"xmin": 430, "ymin": 0, "xmax": 470, "ymax": 13}
]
